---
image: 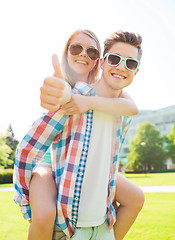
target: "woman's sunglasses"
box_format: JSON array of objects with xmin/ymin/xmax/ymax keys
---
[
  {"xmin": 69, "ymin": 44, "xmax": 99, "ymax": 61},
  {"xmin": 104, "ymin": 53, "xmax": 141, "ymax": 71}
]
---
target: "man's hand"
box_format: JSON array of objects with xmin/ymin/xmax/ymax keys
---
[{"xmin": 40, "ymin": 54, "xmax": 71, "ymax": 112}]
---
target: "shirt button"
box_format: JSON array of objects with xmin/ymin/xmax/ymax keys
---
[
  {"xmin": 87, "ymin": 126, "xmax": 91, "ymax": 130},
  {"xmin": 84, "ymin": 147, "xmax": 88, "ymax": 152},
  {"xmin": 75, "ymin": 197, "xmax": 78, "ymax": 201}
]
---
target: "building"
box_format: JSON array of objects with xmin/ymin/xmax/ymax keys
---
[{"xmin": 120, "ymin": 105, "xmax": 175, "ymax": 169}]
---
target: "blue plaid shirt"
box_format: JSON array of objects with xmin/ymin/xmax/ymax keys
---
[{"xmin": 13, "ymin": 82, "xmax": 131, "ymax": 238}]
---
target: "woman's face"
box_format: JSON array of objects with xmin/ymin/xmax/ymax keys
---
[{"xmin": 67, "ymin": 33, "xmax": 99, "ymax": 81}]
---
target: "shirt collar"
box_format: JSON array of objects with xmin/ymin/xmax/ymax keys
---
[{"xmin": 73, "ymin": 81, "xmax": 96, "ymax": 96}]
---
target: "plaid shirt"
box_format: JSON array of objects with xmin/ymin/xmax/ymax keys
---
[{"xmin": 13, "ymin": 82, "xmax": 131, "ymax": 239}]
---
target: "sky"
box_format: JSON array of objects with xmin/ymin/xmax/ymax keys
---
[{"xmin": 1, "ymin": 0, "xmax": 175, "ymax": 141}]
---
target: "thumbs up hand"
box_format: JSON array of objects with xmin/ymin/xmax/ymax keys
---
[
  {"xmin": 52, "ymin": 54, "xmax": 63, "ymax": 78},
  {"xmin": 40, "ymin": 54, "xmax": 72, "ymax": 112}
]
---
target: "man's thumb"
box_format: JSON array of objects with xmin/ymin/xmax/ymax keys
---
[{"xmin": 52, "ymin": 54, "xmax": 63, "ymax": 78}]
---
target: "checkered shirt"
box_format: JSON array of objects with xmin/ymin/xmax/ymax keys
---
[{"xmin": 13, "ymin": 81, "xmax": 131, "ymax": 239}]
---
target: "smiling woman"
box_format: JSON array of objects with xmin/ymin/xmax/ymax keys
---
[{"xmin": 62, "ymin": 29, "xmax": 101, "ymax": 87}]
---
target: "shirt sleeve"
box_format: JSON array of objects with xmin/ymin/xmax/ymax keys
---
[
  {"xmin": 13, "ymin": 110, "xmax": 67, "ymax": 220},
  {"xmin": 120, "ymin": 116, "xmax": 132, "ymax": 147}
]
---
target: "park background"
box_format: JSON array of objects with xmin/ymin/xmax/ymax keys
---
[
  {"xmin": 0, "ymin": 0, "xmax": 175, "ymax": 140},
  {"xmin": 0, "ymin": 0, "xmax": 175, "ymax": 239}
]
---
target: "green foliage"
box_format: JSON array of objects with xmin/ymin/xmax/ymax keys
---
[
  {"xmin": 164, "ymin": 125, "xmax": 175, "ymax": 163},
  {"xmin": 0, "ymin": 137, "xmax": 13, "ymax": 168},
  {"xmin": 5, "ymin": 124, "xmax": 19, "ymax": 168},
  {"xmin": 0, "ymin": 124, "xmax": 19, "ymax": 168},
  {"xmin": 0, "ymin": 169, "xmax": 13, "ymax": 183},
  {"xmin": 127, "ymin": 122, "xmax": 165, "ymax": 172}
]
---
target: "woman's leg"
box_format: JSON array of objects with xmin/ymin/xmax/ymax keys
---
[
  {"xmin": 113, "ymin": 173, "xmax": 145, "ymax": 240},
  {"xmin": 28, "ymin": 167, "xmax": 57, "ymax": 240}
]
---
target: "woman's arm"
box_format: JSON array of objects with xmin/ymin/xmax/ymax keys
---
[
  {"xmin": 60, "ymin": 91, "xmax": 138, "ymax": 116},
  {"xmin": 13, "ymin": 110, "xmax": 66, "ymax": 220}
]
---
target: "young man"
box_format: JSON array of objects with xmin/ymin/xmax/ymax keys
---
[{"xmin": 14, "ymin": 31, "xmax": 144, "ymax": 240}]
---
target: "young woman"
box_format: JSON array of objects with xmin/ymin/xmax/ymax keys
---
[{"xmin": 24, "ymin": 29, "xmax": 144, "ymax": 240}]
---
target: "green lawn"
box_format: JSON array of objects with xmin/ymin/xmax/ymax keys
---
[
  {"xmin": 124, "ymin": 172, "xmax": 175, "ymax": 186},
  {"xmin": 0, "ymin": 191, "xmax": 175, "ymax": 240},
  {"xmin": 0, "ymin": 173, "xmax": 175, "ymax": 239},
  {"xmin": 1, "ymin": 172, "xmax": 175, "ymax": 189},
  {"xmin": 125, "ymin": 192, "xmax": 175, "ymax": 240},
  {"xmin": 0, "ymin": 183, "xmax": 13, "ymax": 187},
  {"xmin": 0, "ymin": 191, "xmax": 29, "ymax": 240}
]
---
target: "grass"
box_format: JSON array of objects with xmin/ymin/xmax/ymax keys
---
[
  {"xmin": 125, "ymin": 192, "xmax": 175, "ymax": 240},
  {"xmin": 0, "ymin": 191, "xmax": 29, "ymax": 240},
  {"xmin": 0, "ymin": 173, "xmax": 175, "ymax": 239},
  {"xmin": 1, "ymin": 172, "xmax": 175, "ymax": 188},
  {"xmin": 0, "ymin": 183, "xmax": 13, "ymax": 187},
  {"xmin": 1, "ymin": 172, "xmax": 175, "ymax": 189},
  {"xmin": 0, "ymin": 191, "xmax": 175, "ymax": 240},
  {"xmin": 124, "ymin": 172, "xmax": 175, "ymax": 186}
]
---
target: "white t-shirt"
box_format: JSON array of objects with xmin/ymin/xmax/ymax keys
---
[{"xmin": 77, "ymin": 111, "xmax": 115, "ymax": 227}]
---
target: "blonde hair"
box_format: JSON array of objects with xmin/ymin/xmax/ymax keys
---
[{"xmin": 61, "ymin": 29, "xmax": 101, "ymax": 87}]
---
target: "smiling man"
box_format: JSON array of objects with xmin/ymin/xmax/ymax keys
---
[{"xmin": 94, "ymin": 32, "xmax": 141, "ymax": 98}]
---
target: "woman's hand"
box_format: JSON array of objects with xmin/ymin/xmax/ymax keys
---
[
  {"xmin": 40, "ymin": 54, "xmax": 71, "ymax": 112},
  {"xmin": 60, "ymin": 94, "xmax": 90, "ymax": 115}
]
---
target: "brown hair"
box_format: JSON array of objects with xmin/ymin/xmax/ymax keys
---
[
  {"xmin": 103, "ymin": 30, "xmax": 142, "ymax": 60},
  {"xmin": 61, "ymin": 29, "xmax": 101, "ymax": 87}
]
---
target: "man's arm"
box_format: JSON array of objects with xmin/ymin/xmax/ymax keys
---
[{"xmin": 60, "ymin": 90, "xmax": 138, "ymax": 116}]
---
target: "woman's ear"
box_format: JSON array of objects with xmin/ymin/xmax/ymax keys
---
[{"xmin": 100, "ymin": 58, "xmax": 105, "ymax": 70}]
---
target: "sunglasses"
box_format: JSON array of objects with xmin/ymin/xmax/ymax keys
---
[
  {"xmin": 69, "ymin": 44, "xmax": 99, "ymax": 60},
  {"xmin": 104, "ymin": 53, "xmax": 141, "ymax": 71}
]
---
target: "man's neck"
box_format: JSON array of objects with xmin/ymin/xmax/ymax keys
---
[{"xmin": 92, "ymin": 77, "xmax": 121, "ymax": 98}]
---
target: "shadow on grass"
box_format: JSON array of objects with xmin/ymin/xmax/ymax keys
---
[
  {"xmin": 125, "ymin": 174, "xmax": 150, "ymax": 179},
  {"xmin": 127, "ymin": 176, "xmax": 149, "ymax": 179}
]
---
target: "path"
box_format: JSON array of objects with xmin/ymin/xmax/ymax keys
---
[{"xmin": 140, "ymin": 185, "xmax": 175, "ymax": 192}]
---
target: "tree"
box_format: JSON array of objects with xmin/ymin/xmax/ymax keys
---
[
  {"xmin": 127, "ymin": 122, "xmax": 165, "ymax": 172},
  {"xmin": 0, "ymin": 137, "xmax": 13, "ymax": 168},
  {"xmin": 164, "ymin": 125, "xmax": 175, "ymax": 163},
  {"xmin": 5, "ymin": 124, "xmax": 19, "ymax": 168}
]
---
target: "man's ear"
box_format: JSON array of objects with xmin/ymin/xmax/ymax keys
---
[
  {"xmin": 134, "ymin": 68, "xmax": 139, "ymax": 76},
  {"xmin": 100, "ymin": 58, "xmax": 105, "ymax": 70}
]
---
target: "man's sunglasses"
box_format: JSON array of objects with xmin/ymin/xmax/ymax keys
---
[
  {"xmin": 69, "ymin": 44, "xmax": 99, "ymax": 60},
  {"xmin": 104, "ymin": 53, "xmax": 141, "ymax": 71}
]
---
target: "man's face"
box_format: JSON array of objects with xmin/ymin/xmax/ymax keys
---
[{"xmin": 100, "ymin": 42, "xmax": 139, "ymax": 93}]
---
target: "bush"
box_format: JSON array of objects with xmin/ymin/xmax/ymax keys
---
[{"xmin": 0, "ymin": 168, "xmax": 13, "ymax": 184}]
